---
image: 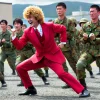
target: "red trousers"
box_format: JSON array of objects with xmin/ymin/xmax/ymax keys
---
[{"xmin": 16, "ymin": 57, "xmax": 84, "ymax": 94}]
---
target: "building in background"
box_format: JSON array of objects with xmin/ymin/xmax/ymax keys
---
[{"xmin": 0, "ymin": 2, "xmax": 12, "ymax": 25}]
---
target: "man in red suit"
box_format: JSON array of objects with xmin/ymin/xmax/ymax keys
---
[{"xmin": 11, "ymin": 6, "xmax": 90, "ymax": 98}]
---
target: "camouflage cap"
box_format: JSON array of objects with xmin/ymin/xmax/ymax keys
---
[{"xmin": 79, "ymin": 18, "xmax": 88, "ymax": 23}]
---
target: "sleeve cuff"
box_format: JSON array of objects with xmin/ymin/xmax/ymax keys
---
[
  {"xmin": 60, "ymin": 42, "xmax": 66, "ymax": 44},
  {"xmin": 12, "ymin": 35, "xmax": 16, "ymax": 40}
]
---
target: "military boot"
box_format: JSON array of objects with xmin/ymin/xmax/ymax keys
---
[
  {"xmin": 79, "ymin": 79, "xmax": 90, "ymax": 98},
  {"xmin": 62, "ymin": 84, "xmax": 70, "ymax": 89},
  {"xmin": 45, "ymin": 70, "xmax": 49, "ymax": 77},
  {"xmin": 41, "ymin": 76, "xmax": 50, "ymax": 85},
  {"xmin": 17, "ymin": 81, "xmax": 24, "ymax": 86},
  {"xmin": 89, "ymin": 71, "xmax": 95, "ymax": 78},
  {"xmin": 1, "ymin": 79, "xmax": 7, "ymax": 87},
  {"xmin": 12, "ymin": 70, "xmax": 16, "ymax": 75},
  {"xmin": 97, "ymin": 68, "xmax": 100, "ymax": 75}
]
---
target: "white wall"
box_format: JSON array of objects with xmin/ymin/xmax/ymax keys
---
[{"xmin": 0, "ymin": 2, "xmax": 12, "ymax": 25}]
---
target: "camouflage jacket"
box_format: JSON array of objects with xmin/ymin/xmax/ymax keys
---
[
  {"xmin": 80, "ymin": 20, "xmax": 100, "ymax": 57},
  {"xmin": 54, "ymin": 17, "xmax": 74, "ymax": 51},
  {"xmin": 0, "ymin": 30, "xmax": 13, "ymax": 51}
]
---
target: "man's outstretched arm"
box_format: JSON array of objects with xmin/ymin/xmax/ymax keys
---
[{"xmin": 11, "ymin": 31, "xmax": 28, "ymax": 50}]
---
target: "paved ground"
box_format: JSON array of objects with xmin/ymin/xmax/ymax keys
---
[{"xmin": 0, "ymin": 61, "xmax": 100, "ymax": 100}]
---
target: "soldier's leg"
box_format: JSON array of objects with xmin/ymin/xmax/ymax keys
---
[
  {"xmin": 96, "ymin": 57, "xmax": 100, "ymax": 75},
  {"xmin": 0, "ymin": 52, "xmax": 7, "ymax": 75},
  {"xmin": 7, "ymin": 52, "xmax": 16, "ymax": 75},
  {"xmin": 44, "ymin": 67, "xmax": 49, "ymax": 77},
  {"xmin": 86, "ymin": 65, "xmax": 94, "ymax": 78},
  {"xmin": 34, "ymin": 68, "xmax": 50, "ymax": 85},
  {"xmin": 76, "ymin": 53, "xmax": 94, "ymax": 89},
  {"xmin": 0, "ymin": 61, "xmax": 7, "ymax": 87},
  {"xmin": 63, "ymin": 50, "xmax": 77, "ymax": 74}
]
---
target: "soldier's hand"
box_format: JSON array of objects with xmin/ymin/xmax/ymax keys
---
[
  {"xmin": 2, "ymin": 38, "xmax": 6, "ymax": 43},
  {"xmin": 83, "ymin": 33, "xmax": 88, "ymax": 40},
  {"xmin": 11, "ymin": 29, "xmax": 16, "ymax": 37},
  {"xmin": 89, "ymin": 33, "xmax": 95, "ymax": 40},
  {"xmin": 58, "ymin": 43, "xmax": 64, "ymax": 49}
]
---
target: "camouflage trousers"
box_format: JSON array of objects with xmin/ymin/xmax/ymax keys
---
[
  {"xmin": 79, "ymin": 43, "xmax": 93, "ymax": 72},
  {"xmin": 16, "ymin": 50, "xmax": 45, "ymax": 77},
  {"xmin": 62, "ymin": 50, "xmax": 77, "ymax": 74},
  {"xmin": 0, "ymin": 51, "xmax": 16, "ymax": 74},
  {"xmin": 76, "ymin": 52, "xmax": 100, "ymax": 79},
  {"xmin": 0, "ymin": 70, "xmax": 4, "ymax": 81}
]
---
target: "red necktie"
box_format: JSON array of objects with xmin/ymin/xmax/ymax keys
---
[{"xmin": 35, "ymin": 29, "xmax": 41, "ymax": 37}]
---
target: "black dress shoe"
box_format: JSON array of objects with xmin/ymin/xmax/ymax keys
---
[
  {"xmin": 19, "ymin": 88, "xmax": 37, "ymax": 95},
  {"xmin": 79, "ymin": 89, "xmax": 90, "ymax": 98}
]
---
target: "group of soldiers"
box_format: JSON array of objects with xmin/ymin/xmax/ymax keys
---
[
  {"xmin": 0, "ymin": 2, "xmax": 100, "ymax": 97},
  {"xmin": 54, "ymin": 3, "xmax": 100, "ymax": 96}
]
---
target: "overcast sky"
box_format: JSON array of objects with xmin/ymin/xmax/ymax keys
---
[{"xmin": 0, "ymin": 0, "xmax": 100, "ymax": 5}]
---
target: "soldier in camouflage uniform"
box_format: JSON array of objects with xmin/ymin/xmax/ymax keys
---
[
  {"xmin": 54, "ymin": 2, "xmax": 77, "ymax": 88},
  {"xmin": 76, "ymin": 5, "xmax": 100, "ymax": 96},
  {"xmin": 13, "ymin": 18, "xmax": 49, "ymax": 86},
  {"xmin": 68, "ymin": 17, "xmax": 80, "ymax": 61},
  {"xmin": 0, "ymin": 20, "xmax": 16, "ymax": 87},
  {"xmin": 79, "ymin": 18, "xmax": 95, "ymax": 78}
]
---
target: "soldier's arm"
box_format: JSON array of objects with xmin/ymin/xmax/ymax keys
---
[
  {"xmin": 2, "ymin": 33, "xmax": 13, "ymax": 48},
  {"xmin": 80, "ymin": 26, "xmax": 90, "ymax": 44}
]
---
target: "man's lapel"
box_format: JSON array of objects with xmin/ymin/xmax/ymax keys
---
[{"xmin": 30, "ymin": 27, "xmax": 42, "ymax": 47}]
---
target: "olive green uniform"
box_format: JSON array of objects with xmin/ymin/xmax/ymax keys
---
[
  {"xmin": 0, "ymin": 30, "xmax": 16, "ymax": 75},
  {"xmin": 76, "ymin": 20, "xmax": 100, "ymax": 80}
]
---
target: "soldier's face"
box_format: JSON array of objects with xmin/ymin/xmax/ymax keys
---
[
  {"xmin": 56, "ymin": 6, "xmax": 66, "ymax": 17},
  {"xmin": 22, "ymin": 26, "xmax": 27, "ymax": 31},
  {"xmin": 7, "ymin": 25, "xmax": 12, "ymax": 30},
  {"xmin": 14, "ymin": 22, "xmax": 22, "ymax": 31},
  {"xmin": 90, "ymin": 8, "xmax": 100, "ymax": 20},
  {"xmin": 0, "ymin": 22, "xmax": 7, "ymax": 30}
]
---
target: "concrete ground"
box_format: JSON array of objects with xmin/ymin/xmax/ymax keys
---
[{"xmin": 0, "ymin": 61, "xmax": 100, "ymax": 100}]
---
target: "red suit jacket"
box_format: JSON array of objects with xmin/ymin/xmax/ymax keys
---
[{"xmin": 12, "ymin": 22, "xmax": 67, "ymax": 64}]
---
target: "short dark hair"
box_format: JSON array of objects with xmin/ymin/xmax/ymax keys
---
[
  {"xmin": 13, "ymin": 18, "xmax": 23, "ymax": 26},
  {"xmin": 0, "ymin": 19, "xmax": 8, "ymax": 25},
  {"xmin": 8, "ymin": 25, "xmax": 13, "ymax": 29},
  {"xmin": 56, "ymin": 2, "xmax": 67, "ymax": 9},
  {"xmin": 90, "ymin": 4, "xmax": 100, "ymax": 11}
]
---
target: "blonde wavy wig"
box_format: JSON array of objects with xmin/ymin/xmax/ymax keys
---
[{"xmin": 23, "ymin": 6, "xmax": 44, "ymax": 24}]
